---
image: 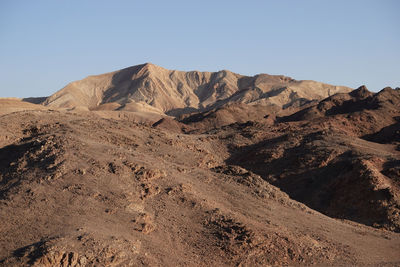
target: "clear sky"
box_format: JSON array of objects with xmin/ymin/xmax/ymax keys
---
[{"xmin": 0, "ymin": 0, "xmax": 399, "ymax": 97}]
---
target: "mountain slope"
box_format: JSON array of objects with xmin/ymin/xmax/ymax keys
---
[
  {"xmin": 224, "ymin": 86, "xmax": 400, "ymax": 232},
  {"xmin": 44, "ymin": 63, "xmax": 352, "ymax": 116},
  {"xmin": 1, "ymin": 110, "xmax": 399, "ymax": 266}
]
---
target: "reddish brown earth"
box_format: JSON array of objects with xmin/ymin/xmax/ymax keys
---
[
  {"xmin": 223, "ymin": 86, "xmax": 400, "ymax": 232},
  {"xmin": 0, "ymin": 65, "xmax": 399, "ymax": 266}
]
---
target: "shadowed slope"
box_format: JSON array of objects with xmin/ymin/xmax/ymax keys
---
[{"xmin": 225, "ymin": 86, "xmax": 400, "ymax": 232}]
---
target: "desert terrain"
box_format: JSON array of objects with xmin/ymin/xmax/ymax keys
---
[{"xmin": 0, "ymin": 64, "xmax": 399, "ymax": 266}]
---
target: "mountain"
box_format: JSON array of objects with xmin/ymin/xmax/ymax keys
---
[
  {"xmin": 1, "ymin": 65, "xmax": 399, "ymax": 266},
  {"xmin": 43, "ymin": 63, "xmax": 352, "ymax": 116}
]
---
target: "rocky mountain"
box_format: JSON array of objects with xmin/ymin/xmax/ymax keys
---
[
  {"xmin": 43, "ymin": 63, "xmax": 352, "ymax": 116},
  {"xmin": 224, "ymin": 86, "xmax": 400, "ymax": 233},
  {"xmin": 1, "ymin": 66, "xmax": 399, "ymax": 266}
]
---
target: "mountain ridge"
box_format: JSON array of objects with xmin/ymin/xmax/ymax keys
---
[{"xmin": 43, "ymin": 63, "xmax": 352, "ymax": 116}]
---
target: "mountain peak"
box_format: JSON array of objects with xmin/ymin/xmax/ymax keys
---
[
  {"xmin": 349, "ymin": 85, "xmax": 372, "ymax": 99},
  {"xmin": 141, "ymin": 62, "xmax": 158, "ymax": 69}
]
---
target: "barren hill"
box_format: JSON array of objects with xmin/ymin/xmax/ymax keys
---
[
  {"xmin": 1, "ymin": 66, "xmax": 399, "ymax": 266},
  {"xmin": 43, "ymin": 63, "xmax": 352, "ymax": 116},
  {"xmin": 0, "ymin": 98, "xmax": 47, "ymax": 116},
  {"xmin": 1, "ymin": 107, "xmax": 400, "ymax": 266}
]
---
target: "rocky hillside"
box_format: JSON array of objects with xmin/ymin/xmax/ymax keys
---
[
  {"xmin": 1, "ymin": 67, "xmax": 399, "ymax": 266},
  {"xmin": 222, "ymin": 86, "xmax": 400, "ymax": 232},
  {"xmin": 1, "ymin": 106, "xmax": 399, "ymax": 266},
  {"xmin": 43, "ymin": 63, "xmax": 351, "ymax": 116}
]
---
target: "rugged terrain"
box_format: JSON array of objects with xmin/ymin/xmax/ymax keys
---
[
  {"xmin": 42, "ymin": 63, "xmax": 351, "ymax": 116},
  {"xmin": 0, "ymin": 64, "xmax": 399, "ymax": 266}
]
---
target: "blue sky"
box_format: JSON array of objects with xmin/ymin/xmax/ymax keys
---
[{"xmin": 0, "ymin": 0, "xmax": 399, "ymax": 97}]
